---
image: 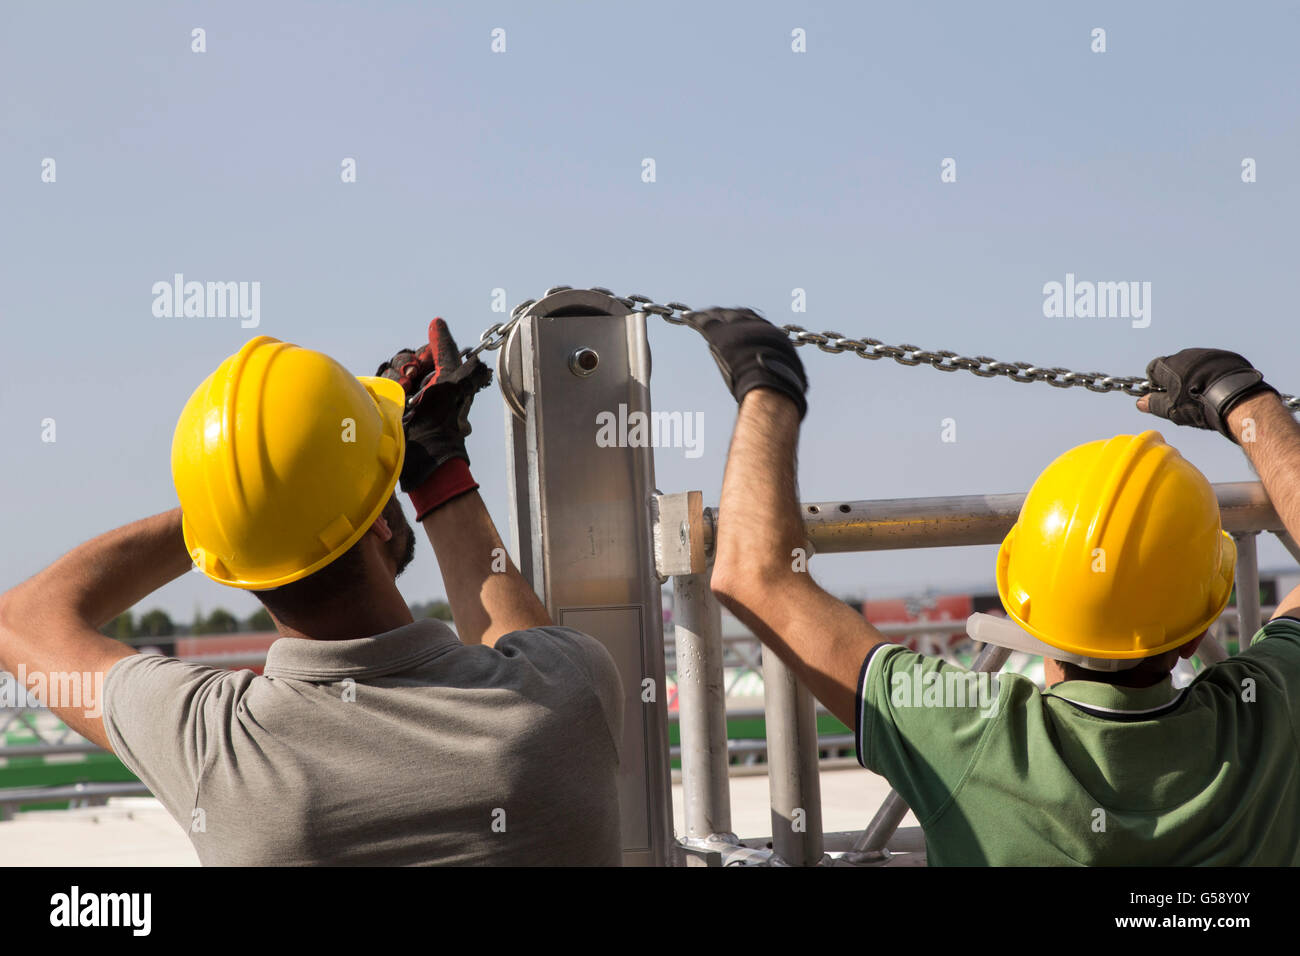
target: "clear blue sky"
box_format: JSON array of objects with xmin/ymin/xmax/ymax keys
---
[{"xmin": 3, "ymin": 1, "xmax": 1298, "ymax": 623}]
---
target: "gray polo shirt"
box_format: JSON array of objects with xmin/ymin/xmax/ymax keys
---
[{"xmin": 101, "ymin": 620, "xmax": 624, "ymax": 866}]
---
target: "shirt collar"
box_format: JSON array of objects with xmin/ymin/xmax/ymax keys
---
[
  {"xmin": 1044, "ymin": 675, "xmax": 1185, "ymax": 717},
  {"xmin": 263, "ymin": 618, "xmax": 461, "ymax": 681}
]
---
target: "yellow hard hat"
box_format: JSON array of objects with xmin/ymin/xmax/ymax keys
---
[
  {"xmin": 996, "ymin": 431, "xmax": 1235, "ymax": 661},
  {"xmin": 172, "ymin": 336, "xmax": 406, "ymax": 589}
]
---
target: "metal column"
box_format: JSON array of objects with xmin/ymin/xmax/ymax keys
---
[
  {"xmin": 499, "ymin": 289, "xmax": 673, "ymax": 866},
  {"xmin": 762, "ymin": 647, "xmax": 824, "ymax": 865},
  {"xmin": 1233, "ymin": 531, "xmax": 1262, "ymax": 654},
  {"xmin": 672, "ymin": 571, "xmax": 736, "ymax": 846}
]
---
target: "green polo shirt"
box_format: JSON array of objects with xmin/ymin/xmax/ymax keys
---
[{"xmin": 856, "ymin": 616, "xmax": 1300, "ymax": 865}]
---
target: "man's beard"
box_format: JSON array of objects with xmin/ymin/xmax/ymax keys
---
[{"xmin": 383, "ymin": 495, "xmax": 417, "ymax": 578}]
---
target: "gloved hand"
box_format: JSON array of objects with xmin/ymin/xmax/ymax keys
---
[
  {"xmin": 685, "ymin": 307, "xmax": 809, "ymax": 419},
  {"xmin": 377, "ymin": 318, "xmax": 492, "ymax": 501},
  {"xmin": 1142, "ymin": 348, "xmax": 1277, "ymax": 441},
  {"xmin": 377, "ymin": 343, "xmax": 435, "ymax": 394}
]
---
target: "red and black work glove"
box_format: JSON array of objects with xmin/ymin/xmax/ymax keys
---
[
  {"xmin": 1143, "ymin": 348, "xmax": 1277, "ymax": 442},
  {"xmin": 377, "ymin": 318, "xmax": 493, "ymax": 518},
  {"xmin": 685, "ymin": 307, "xmax": 809, "ymax": 420}
]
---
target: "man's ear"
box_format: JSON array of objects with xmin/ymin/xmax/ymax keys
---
[
  {"xmin": 1178, "ymin": 632, "xmax": 1207, "ymax": 660},
  {"xmin": 369, "ymin": 514, "xmax": 395, "ymax": 543}
]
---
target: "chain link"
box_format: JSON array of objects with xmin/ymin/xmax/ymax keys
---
[{"xmin": 467, "ymin": 287, "xmax": 1300, "ymax": 410}]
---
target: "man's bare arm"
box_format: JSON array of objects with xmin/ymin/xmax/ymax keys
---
[
  {"xmin": 378, "ymin": 321, "xmax": 550, "ymax": 647},
  {"xmin": 0, "ymin": 509, "xmax": 192, "ymax": 749},
  {"xmin": 421, "ymin": 491, "xmax": 549, "ymax": 646},
  {"xmin": 1137, "ymin": 349, "xmax": 1300, "ymax": 623},
  {"xmin": 709, "ymin": 390, "xmax": 890, "ymax": 727},
  {"xmin": 1225, "ymin": 393, "xmax": 1300, "ymax": 619}
]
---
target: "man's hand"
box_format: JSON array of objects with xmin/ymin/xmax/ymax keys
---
[
  {"xmin": 1138, "ymin": 348, "xmax": 1277, "ymax": 441},
  {"xmin": 686, "ymin": 307, "xmax": 809, "ymax": 420},
  {"xmin": 377, "ymin": 318, "xmax": 492, "ymax": 494}
]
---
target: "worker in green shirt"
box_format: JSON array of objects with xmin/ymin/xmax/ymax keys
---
[{"xmin": 691, "ymin": 307, "xmax": 1299, "ymax": 865}]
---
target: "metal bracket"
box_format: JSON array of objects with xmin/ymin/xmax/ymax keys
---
[{"xmin": 652, "ymin": 491, "xmax": 708, "ymax": 578}]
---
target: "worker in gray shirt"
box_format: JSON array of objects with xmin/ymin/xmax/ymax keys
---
[{"xmin": 0, "ymin": 320, "xmax": 623, "ymax": 865}]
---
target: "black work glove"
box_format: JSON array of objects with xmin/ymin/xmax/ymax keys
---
[
  {"xmin": 1143, "ymin": 348, "xmax": 1277, "ymax": 441},
  {"xmin": 685, "ymin": 307, "xmax": 809, "ymax": 419},
  {"xmin": 377, "ymin": 318, "xmax": 493, "ymax": 491}
]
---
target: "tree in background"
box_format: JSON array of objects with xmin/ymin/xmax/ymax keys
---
[
  {"xmin": 204, "ymin": 608, "xmax": 240, "ymax": 634},
  {"xmin": 409, "ymin": 600, "xmax": 453, "ymax": 621},
  {"xmin": 136, "ymin": 608, "xmax": 175, "ymax": 637},
  {"xmin": 108, "ymin": 601, "xmax": 451, "ymax": 640},
  {"xmin": 246, "ymin": 607, "xmax": 274, "ymax": 632},
  {"xmin": 100, "ymin": 612, "xmax": 134, "ymax": 640}
]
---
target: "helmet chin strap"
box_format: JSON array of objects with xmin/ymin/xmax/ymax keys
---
[{"xmin": 967, "ymin": 613, "xmax": 1146, "ymax": 673}]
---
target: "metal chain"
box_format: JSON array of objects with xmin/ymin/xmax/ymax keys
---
[{"xmin": 467, "ymin": 287, "xmax": 1300, "ymax": 410}]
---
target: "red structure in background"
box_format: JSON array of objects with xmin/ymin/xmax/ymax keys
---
[
  {"xmin": 862, "ymin": 593, "xmax": 975, "ymax": 653},
  {"xmin": 173, "ymin": 632, "xmax": 276, "ymax": 674}
]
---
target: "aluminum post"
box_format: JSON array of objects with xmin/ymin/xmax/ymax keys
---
[
  {"xmin": 1233, "ymin": 531, "xmax": 1261, "ymax": 654},
  {"xmin": 499, "ymin": 289, "xmax": 673, "ymax": 866},
  {"xmin": 762, "ymin": 646, "xmax": 824, "ymax": 865},
  {"xmin": 672, "ymin": 571, "xmax": 737, "ymax": 846}
]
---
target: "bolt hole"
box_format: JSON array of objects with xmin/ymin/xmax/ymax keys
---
[
  {"xmin": 838, "ymin": 504, "xmax": 851, "ymax": 513},
  {"xmin": 568, "ymin": 348, "xmax": 600, "ymax": 377},
  {"xmin": 807, "ymin": 505, "xmax": 820, "ymax": 515}
]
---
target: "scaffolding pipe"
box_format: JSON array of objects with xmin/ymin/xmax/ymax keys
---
[
  {"xmin": 1274, "ymin": 529, "xmax": 1300, "ymax": 565},
  {"xmin": 0, "ymin": 742, "xmax": 102, "ymax": 759},
  {"xmin": 853, "ymin": 791, "xmax": 911, "ymax": 858},
  {"xmin": 762, "ymin": 646, "xmax": 824, "ymax": 865},
  {"xmin": 703, "ymin": 481, "xmax": 1283, "ymax": 555},
  {"xmin": 1234, "ymin": 532, "xmax": 1262, "ymax": 653},
  {"xmin": 672, "ymin": 571, "xmax": 737, "ymax": 846}
]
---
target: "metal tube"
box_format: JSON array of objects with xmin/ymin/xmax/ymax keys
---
[
  {"xmin": 1234, "ymin": 531, "xmax": 1262, "ymax": 654},
  {"xmin": 668, "ymin": 735, "xmax": 857, "ymax": 760},
  {"xmin": 672, "ymin": 572, "xmax": 736, "ymax": 845},
  {"xmin": 0, "ymin": 743, "xmax": 104, "ymax": 759},
  {"xmin": 703, "ymin": 481, "xmax": 1282, "ymax": 554},
  {"xmin": 854, "ymin": 790, "xmax": 911, "ymax": 856},
  {"xmin": 665, "ymin": 617, "xmax": 980, "ymax": 646},
  {"xmin": 761, "ymin": 646, "xmax": 824, "ymax": 865},
  {"xmin": 0, "ymin": 781, "xmax": 152, "ymax": 809},
  {"xmin": 1273, "ymin": 530, "xmax": 1300, "ymax": 566}
]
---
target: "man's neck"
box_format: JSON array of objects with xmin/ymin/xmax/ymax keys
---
[
  {"xmin": 1045, "ymin": 657, "xmax": 1171, "ymax": 689},
  {"xmin": 271, "ymin": 584, "xmax": 415, "ymax": 642}
]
